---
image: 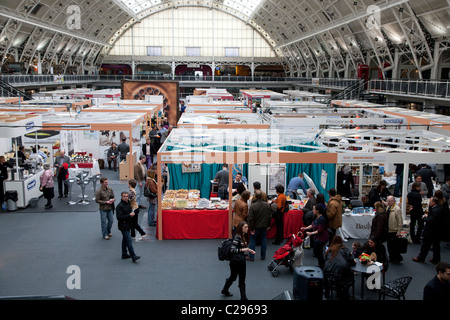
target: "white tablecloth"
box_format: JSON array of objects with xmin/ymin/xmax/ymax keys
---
[
  {"xmin": 68, "ymin": 161, "xmax": 101, "ymax": 179},
  {"xmin": 340, "ymin": 214, "xmax": 374, "ymax": 240}
]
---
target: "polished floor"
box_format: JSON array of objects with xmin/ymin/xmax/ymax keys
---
[{"xmin": 0, "ymin": 169, "xmax": 449, "ymax": 302}]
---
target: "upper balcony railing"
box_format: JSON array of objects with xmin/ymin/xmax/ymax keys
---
[
  {"xmin": 0, "ymin": 74, "xmax": 359, "ymax": 88},
  {"xmin": 369, "ymin": 79, "xmax": 450, "ymax": 100}
]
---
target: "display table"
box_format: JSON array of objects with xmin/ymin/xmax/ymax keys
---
[
  {"xmin": 267, "ymin": 210, "xmax": 304, "ymax": 239},
  {"xmin": 341, "ymin": 214, "xmax": 374, "ymax": 240},
  {"xmin": 161, "ymin": 209, "xmax": 229, "ymax": 239},
  {"xmin": 68, "ymin": 161, "xmax": 101, "ymax": 179}
]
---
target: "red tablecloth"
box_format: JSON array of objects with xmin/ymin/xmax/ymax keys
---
[
  {"xmin": 266, "ymin": 210, "xmax": 304, "ymax": 239},
  {"xmin": 70, "ymin": 163, "xmax": 93, "ymax": 168},
  {"xmin": 161, "ymin": 209, "xmax": 229, "ymax": 239}
]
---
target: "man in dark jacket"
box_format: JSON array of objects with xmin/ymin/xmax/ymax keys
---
[
  {"xmin": 413, "ymin": 197, "xmax": 444, "ymax": 264},
  {"xmin": 423, "ymin": 261, "xmax": 450, "ymax": 300},
  {"xmin": 116, "ymin": 192, "xmax": 140, "ymax": 262},
  {"xmin": 247, "ymin": 190, "xmax": 272, "ymax": 261}
]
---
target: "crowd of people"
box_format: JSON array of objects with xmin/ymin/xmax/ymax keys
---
[
  {"xmin": 88, "ymin": 156, "xmax": 450, "ymax": 300},
  {"xmin": 222, "ymin": 165, "xmax": 450, "ymax": 300}
]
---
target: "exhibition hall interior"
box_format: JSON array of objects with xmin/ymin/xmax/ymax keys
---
[{"xmin": 0, "ymin": 0, "xmax": 449, "ymax": 304}]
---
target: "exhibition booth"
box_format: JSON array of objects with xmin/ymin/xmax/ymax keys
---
[
  {"xmin": 185, "ymin": 99, "xmax": 251, "ymax": 113},
  {"xmin": 240, "ymin": 89, "xmax": 289, "ymax": 106},
  {"xmin": 177, "ymin": 113, "xmax": 270, "ymax": 129},
  {"xmin": 0, "ymin": 112, "xmax": 44, "ymax": 208},
  {"xmin": 154, "ymin": 127, "xmax": 449, "ymax": 240},
  {"xmin": 367, "ymin": 106, "xmax": 450, "ymax": 136},
  {"xmin": 283, "ymin": 90, "xmax": 330, "ymax": 103},
  {"xmin": 192, "ymin": 88, "xmax": 234, "ymax": 101},
  {"xmin": 262, "ymin": 100, "xmax": 328, "ymax": 113},
  {"xmin": 265, "ymin": 107, "xmax": 406, "ymax": 131},
  {"xmin": 155, "ymin": 128, "xmax": 336, "ymax": 240},
  {"xmin": 0, "ymin": 97, "xmax": 22, "ymax": 104},
  {"xmin": 40, "ymin": 111, "xmax": 147, "ymax": 180}
]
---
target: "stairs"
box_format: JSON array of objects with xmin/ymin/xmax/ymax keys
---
[
  {"xmin": 326, "ymin": 79, "xmax": 367, "ymax": 105},
  {"xmin": 0, "ymin": 79, "xmax": 34, "ymax": 101}
]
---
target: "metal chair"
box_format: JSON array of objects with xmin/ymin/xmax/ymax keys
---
[
  {"xmin": 90, "ymin": 173, "xmax": 102, "ymax": 200},
  {"xmin": 77, "ymin": 171, "xmax": 89, "ymax": 199},
  {"xmin": 77, "ymin": 179, "xmax": 90, "ymax": 205},
  {"xmin": 64, "ymin": 178, "xmax": 77, "ymax": 205},
  {"xmin": 378, "ymin": 276, "xmax": 412, "ymax": 300},
  {"xmin": 325, "ymin": 273, "xmax": 355, "ymax": 300}
]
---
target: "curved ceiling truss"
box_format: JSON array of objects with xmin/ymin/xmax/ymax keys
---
[{"xmin": 0, "ymin": 0, "xmax": 448, "ymax": 78}]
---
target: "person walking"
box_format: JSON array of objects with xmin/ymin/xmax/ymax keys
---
[
  {"xmin": 248, "ymin": 190, "xmax": 272, "ymax": 261},
  {"xmin": 94, "ymin": 177, "xmax": 115, "ymax": 240},
  {"xmin": 221, "ymin": 221, "xmax": 255, "ymax": 300},
  {"xmin": 408, "ymin": 181, "xmax": 424, "ymax": 244},
  {"xmin": 128, "ymin": 179, "xmax": 147, "ymax": 240},
  {"xmin": 133, "ymin": 155, "xmax": 147, "ymax": 209},
  {"xmin": 326, "ymin": 188, "xmax": 342, "ymax": 245},
  {"xmin": 369, "ymin": 201, "xmax": 389, "ymax": 244},
  {"xmin": 413, "ymin": 197, "xmax": 445, "ymax": 264},
  {"xmin": 116, "ymin": 191, "xmax": 140, "ymax": 262},
  {"xmin": 385, "ymin": 196, "xmax": 404, "ymax": 263},
  {"xmin": 39, "ymin": 163, "xmax": 54, "ymax": 209},
  {"xmin": 302, "ymin": 205, "xmax": 329, "ymax": 269},
  {"xmin": 142, "ymin": 138, "xmax": 153, "ymax": 169},
  {"xmin": 146, "ymin": 168, "xmax": 158, "ymax": 226},
  {"xmin": 53, "ymin": 150, "xmax": 71, "ymax": 198}
]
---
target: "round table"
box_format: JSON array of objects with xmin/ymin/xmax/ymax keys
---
[{"xmin": 351, "ymin": 260, "xmax": 384, "ymax": 299}]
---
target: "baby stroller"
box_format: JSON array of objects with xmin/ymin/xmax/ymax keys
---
[{"xmin": 268, "ymin": 232, "xmax": 304, "ymax": 277}]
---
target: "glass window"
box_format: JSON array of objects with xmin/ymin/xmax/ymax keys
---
[
  {"xmin": 225, "ymin": 47, "xmax": 239, "ymax": 57},
  {"xmin": 147, "ymin": 46, "xmax": 162, "ymax": 56},
  {"xmin": 186, "ymin": 47, "xmax": 201, "ymax": 57},
  {"xmin": 108, "ymin": 7, "xmax": 276, "ymax": 58}
]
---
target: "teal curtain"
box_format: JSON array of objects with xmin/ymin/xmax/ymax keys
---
[{"xmin": 167, "ymin": 163, "xmax": 249, "ymax": 198}]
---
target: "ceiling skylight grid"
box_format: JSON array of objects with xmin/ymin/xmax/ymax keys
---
[{"xmin": 120, "ymin": 0, "xmax": 161, "ymax": 14}]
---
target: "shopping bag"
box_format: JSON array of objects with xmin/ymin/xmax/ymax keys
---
[{"xmin": 303, "ymin": 235, "xmax": 310, "ymax": 250}]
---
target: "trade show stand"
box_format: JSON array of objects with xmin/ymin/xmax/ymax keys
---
[{"xmin": 4, "ymin": 169, "xmax": 43, "ymax": 208}]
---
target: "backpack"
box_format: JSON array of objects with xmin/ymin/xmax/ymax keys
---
[{"xmin": 218, "ymin": 238, "xmax": 233, "ymax": 261}]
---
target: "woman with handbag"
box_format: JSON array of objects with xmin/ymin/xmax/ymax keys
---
[
  {"xmin": 39, "ymin": 163, "xmax": 54, "ymax": 209},
  {"xmin": 221, "ymin": 221, "xmax": 255, "ymax": 300},
  {"xmin": 146, "ymin": 169, "xmax": 158, "ymax": 226},
  {"xmin": 301, "ymin": 205, "xmax": 329, "ymax": 269}
]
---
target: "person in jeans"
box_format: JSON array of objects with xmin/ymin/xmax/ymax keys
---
[
  {"xmin": 146, "ymin": 168, "xmax": 158, "ymax": 226},
  {"xmin": 116, "ymin": 192, "xmax": 140, "ymax": 263},
  {"xmin": 95, "ymin": 177, "xmax": 115, "ymax": 240},
  {"xmin": 248, "ymin": 190, "xmax": 272, "ymax": 261}
]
